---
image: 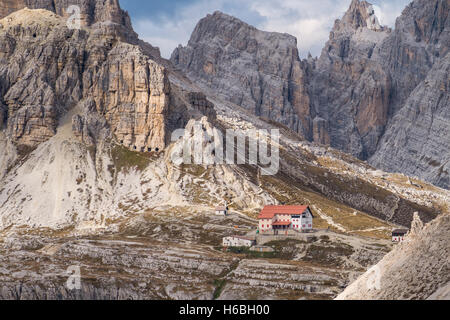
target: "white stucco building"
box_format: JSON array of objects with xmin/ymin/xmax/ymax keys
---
[
  {"xmin": 222, "ymin": 236, "xmax": 256, "ymax": 247},
  {"xmin": 258, "ymin": 205, "xmax": 314, "ymax": 234}
]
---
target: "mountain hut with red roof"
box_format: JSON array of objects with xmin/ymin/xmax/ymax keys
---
[{"xmin": 258, "ymin": 205, "xmax": 314, "ymax": 234}]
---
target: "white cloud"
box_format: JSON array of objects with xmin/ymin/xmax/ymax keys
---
[
  {"xmin": 372, "ymin": 0, "xmax": 411, "ymax": 27},
  {"xmin": 134, "ymin": 0, "xmax": 224, "ymax": 59},
  {"xmin": 249, "ymin": 0, "xmax": 350, "ymax": 57},
  {"xmin": 132, "ymin": 0, "xmax": 411, "ymax": 59}
]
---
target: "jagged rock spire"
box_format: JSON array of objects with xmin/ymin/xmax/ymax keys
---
[
  {"xmin": 409, "ymin": 212, "xmax": 424, "ymax": 238},
  {"xmin": 334, "ymin": 0, "xmax": 384, "ymax": 32}
]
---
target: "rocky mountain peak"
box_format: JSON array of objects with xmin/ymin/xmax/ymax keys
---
[
  {"xmin": 393, "ymin": 0, "xmax": 448, "ymax": 53},
  {"xmin": 171, "ymin": 11, "xmax": 315, "ymax": 141},
  {"xmin": 0, "ymin": 0, "xmax": 132, "ymax": 28},
  {"xmin": 0, "ymin": 6, "xmax": 215, "ymax": 156},
  {"xmin": 335, "ymin": 0, "xmax": 385, "ymax": 32},
  {"xmin": 184, "ymin": 10, "xmax": 297, "ymax": 48},
  {"xmin": 0, "ymin": 0, "xmax": 142, "ymax": 46}
]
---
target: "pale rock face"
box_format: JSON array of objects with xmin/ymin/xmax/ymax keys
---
[
  {"xmin": 90, "ymin": 44, "xmax": 170, "ymax": 152},
  {"xmin": 365, "ymin": 5, "xmax": 382, "ymax": 31},
  {"xmin": 0, "ymin": 0, "xmax": 133, "ymax": 29},
  {"xmin": 7, "ymin": 105, "xmax": 58, "ymax": 146},
  {"xmin": 308, "ymin": 0, "xmax": 391, "ymax": 159},
  {"xmin": 0, "ymin": 0, "xmax": 161, "ymax": 58},
  {"xmin": 367, "ymin": 0, "xmax": 450, "ymax": 189},
  {"xmin": 171, "ymin": 11, "xmax": 313, "ymax": 141},
  {"xmin": 0, "ymin": 9, "xmax": 85, "ymax": 147},
  {"xmin": 311, "ymin": 0, "xmax": 449, "ymax": 188},
  {"xmin": 172, "ymin": 0, "xmax": 449, "ymax": 189},
  {"xmin": 336, "ymin": 213, "xmax": 450, "ymax": 300},
  {"xmin": 370, "ymin": 53, "xmax": 450, "ymax": 188},
  {"xmin": 335, "ymin": 0, "xmax": 388, "ymax": 33},
  {"xmin": 0, "ymin": 8, "xmax": 214, "ymax": 153}
]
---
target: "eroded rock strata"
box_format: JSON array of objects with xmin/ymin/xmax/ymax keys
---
[
  {"xmin": 0, "ymin": 7, "xmax": 215, "ymax": 152},
  {"xmin": 171, "ymin": 0, "xmax": 450, "ymax": 189}
]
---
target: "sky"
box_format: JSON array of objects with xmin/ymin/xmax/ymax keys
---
[{"xmin": 120, "ymin": 0, "xmax": 412, "ymax": 59}]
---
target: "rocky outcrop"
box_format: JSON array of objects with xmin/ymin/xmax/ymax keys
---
[
  {"xmin": 302, "ymin": 0, "xmax": 449, "ymax": 188},
  {"xmin": 308, "ymin": 0, "xmax": 391, "ymax": 159},
  {"xmin": 174, "ymin": 0, "xmax": 449, "ymax": 189},
  {"xmin": 334, "ymin": 0, "xmax": 386, "ymax": 32},
  {"xmin": 312, "ymin": 0, "xmax": 449, "ymax": 163},
  {"xmin": 0, "ymin": 0, "xmax": 133, "ymax": 29},
  {"xmin": 370, "ymin": 53, "xmax": 450, "ymax": 188},
  {"xmin": 337, "ymin": 213, "xmax": 450, "ymax": 300},
  {"xmin": 171, "ymin": 3, "xmax": 391, "ymax": 157},
  {"xmin": 310, "ymin": 0, "xmax": 449, "ymax": 188},
  {"xmin": 367, "ymin": 0, "xmax": 450, "ymax": 189},
  {"xmin": 89, "ymin": 44, "xmax": 171, "ymax": 152},
  {"xmin": 0, "ymin": 0, "xmax": 161, "ymax": 58},
  {"xmin": 0, "ymin": 8, "xmax": 215, "ymax": 152},
  {"xmin": 376, "ymin": 0, "xmax": 449, "ymax": 115},
  {"xmin": 7, "ymin": 105, "xmax": 58, "ymax": 146},
  {"xmin": 71, "ymin": 100, "xmax": 109, "ymax": 147},
  {"xmin": 0, "ymin": 9, "xmax": 86, "ymax": 147},
  {"xmin": 171, "ymin": 11, "xmax": 313, "ymax": 140}
]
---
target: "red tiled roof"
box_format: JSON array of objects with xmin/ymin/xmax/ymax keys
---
[{"xmin": 258, "ymin": 205, "xmax": 309, "ymax": 219}]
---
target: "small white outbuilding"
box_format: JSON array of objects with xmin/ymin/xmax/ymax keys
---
[
  {"xmin": 215, "ymin": 206, "xmax": 228, "ymax": 216},
  {"xmin": 222, "ymin": 236, "xmax": 256, "ymax": 247}
]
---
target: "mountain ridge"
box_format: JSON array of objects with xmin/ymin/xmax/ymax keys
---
[
  {"xmin": 0, "ymin": 0, "xmax": 448, "ymax": 301},
  {"xmin": 171, "ymin": 0, "xmax": 450, "ymax": 189}
]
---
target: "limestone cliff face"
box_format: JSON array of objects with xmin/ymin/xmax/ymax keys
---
[
  {"xmin": 337, "ymin": 213, "xmax": 450, "ymax": 300},
  {"xmin": 367, "ymin": 0, "xmax": 450, "ymax": 188},
  {"xmin": 308, "ymin": 0, "xmax": 391, "ymax": 159},
  {"xmin": 0, "ymin": 0, "xmax": 163, "ymax": 57},
  {"xmin": 89, "ymin": 44, "xmax": 170, "ymax": 152},
  {"xmin": 310, "ymin": 0, "xmax": 449, "ymax": 188},
  {"xmin": 376, "ymin": 0, "xmax": 449, "ymax": 115},
  {"xmin": 171, "ymin": 11, "xmax": 313, "ymax": 140},
  {"xmin": 370, "ymin": 53, "xmax": 450, "ymax": 188},
  {"xmin": 0, "ymin": 8, "xmax": 215, "ymax": 152},
  {"xmin": 173, "ymin": 0, "xmax": 449, "ymax": 189},
  {"xmin": 0, "ymin": 9, "xmax": 86, "ymax": 147},
  {"xmin": 171, "ymin": 3, "xmax": 390, "ymax": 155},
  {"xmin": 0, "ymin": 0, "xmax": 133, "ymax": 29}
]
